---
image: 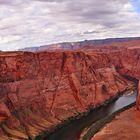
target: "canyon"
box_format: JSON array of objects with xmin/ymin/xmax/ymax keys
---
[{"xmin": 0, "ymin": 37, "xmax": 140, "ymax": 139}]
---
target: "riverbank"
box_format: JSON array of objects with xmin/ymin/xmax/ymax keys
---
[
  {"xmin": 80, "ymin": 102, "xmax": 135, "ymax": 140},
  {"xmin": 91, "ymin": 106, "xmax": 140, "ymax": 140},
  {"xmin": 35, "ymin": 88, "xmax": 136, "ymax": 140}
]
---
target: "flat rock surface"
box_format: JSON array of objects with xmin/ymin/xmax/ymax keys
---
[{"xmin": 92, "ymin": 106, "xmax": 140, "ymax": 140}]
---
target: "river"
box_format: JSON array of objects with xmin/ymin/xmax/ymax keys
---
[{"xmin": 45, "ymin": 91, "xmax": 137, "ymax": 140}]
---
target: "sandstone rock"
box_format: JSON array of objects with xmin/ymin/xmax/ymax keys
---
[
  {"xmin": 6, "ymin": 116, "xmax": 20, "ymax": 129},
  {"xmin": 136, "ymin": 81, "xmax": 140, "ymax": 110},
  {"xmin": 0, "ymin": 46, "xmax": 139, "ymax": 139},
  {"xmin": 0, "ymin": 102, "xmax": 11, "ymax": 123},
  {"xmin": 91, "ymin": 107, "xmax": 140, "ymax": 140}
]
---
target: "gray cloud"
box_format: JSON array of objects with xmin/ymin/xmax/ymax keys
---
[
  {"xmin": 0, "ymin": 0, "xmax": 11, "ymax": 4},
  {"xmin": 84, "ymin": 31, "xmax": 100, "ymax": 35},
  {"xmin": 0, "ymin": 0, "xmax": 140, "ymax": 51}
]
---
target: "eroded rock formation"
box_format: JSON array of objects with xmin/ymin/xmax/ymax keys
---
[{"xmin": 0, "ymin": 45, "xmax": 139, "ymax": 139}]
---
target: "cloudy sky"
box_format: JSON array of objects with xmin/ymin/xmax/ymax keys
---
[{"xmin": 0, "ymin": 0, "xmax": 140, "ymax": 51}]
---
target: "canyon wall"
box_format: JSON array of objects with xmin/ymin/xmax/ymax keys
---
[{"xmin": 0, "ymin": 47, "xmax": 139, "ymax": 139}]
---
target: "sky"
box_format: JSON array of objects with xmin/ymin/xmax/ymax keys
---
[{"xmin": 0, "ymin": 0, "xmax": 140, "ymax": 51}]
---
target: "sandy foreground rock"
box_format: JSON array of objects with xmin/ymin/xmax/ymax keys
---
[{"xmin": 92, "ymin": 106, "xmax": 140, "ymax": 140}]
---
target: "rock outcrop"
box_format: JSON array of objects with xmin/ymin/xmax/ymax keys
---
[
  {"xmin": 92, "ymin": 107, "xmax": 140, "ymax": 140},
  {"xmin": 0, "ymin": 45, "xmax": 139, "ymax": 139},
  {"xmin": 136, "ymin": 81, "xmax": 140, "ymax": 110}
]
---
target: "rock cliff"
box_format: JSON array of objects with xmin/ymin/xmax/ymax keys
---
[{"xmin": 0, "ymin": 46, "xmax": 139, "ymax": 139}]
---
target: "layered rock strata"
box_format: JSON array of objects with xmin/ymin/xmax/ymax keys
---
[{"xmin": 0, "ymin": 48, "xmax": 139, "ymax": 139}]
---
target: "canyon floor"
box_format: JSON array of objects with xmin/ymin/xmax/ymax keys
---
[{"xmin": 92, "ymin": 106, "xmax": 140, "ymax": 140}]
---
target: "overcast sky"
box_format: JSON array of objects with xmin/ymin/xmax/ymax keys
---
[{"xmin": 0, "ymin": 0, "xmax": 140, "ymax": 51}]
